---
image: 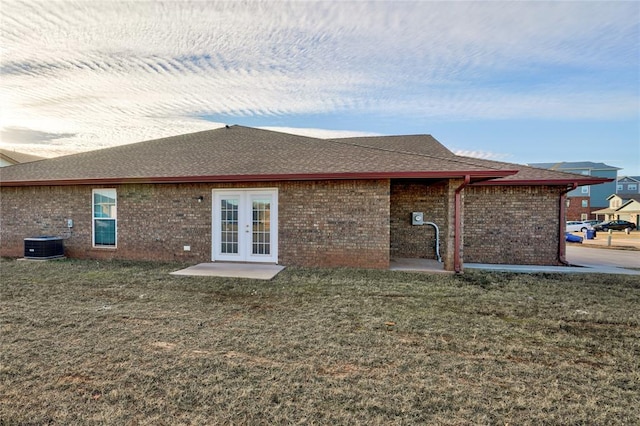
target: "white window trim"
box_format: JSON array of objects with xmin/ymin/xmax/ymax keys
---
[{"xmin": 92, "ymin": 188, "xmax": 117, "ymax": 248}]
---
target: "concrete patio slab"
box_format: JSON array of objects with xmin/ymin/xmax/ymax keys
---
[
  {"xmin": 390, "ymin": 258, "xmax": 450, "ymax": 273},
  {"xmin": 171, "ymin": 262, "xmax": 285, "ymax": 280}
]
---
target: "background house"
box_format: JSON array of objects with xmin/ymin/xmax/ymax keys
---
[
  {"xmin": 528, "ymin": 161, "xmax": 619, "ymax": 221},
  {"xmin": 592, "ymin": 194, "xmax": 627, "ymax": 221},
  {"xmin": 592, "ymin": 194, "xmax": 640, "ymax": 227},
  {"xmin": 617, "ymin": 197, "xmax": 640, "ymax": 227},
  {"xmin": 0, "ymin": 126, "xmax": 609, "ymax": 272},
  {"xmin": 0, "ymin": 149, "xmax": 44, "ymax": 167}
]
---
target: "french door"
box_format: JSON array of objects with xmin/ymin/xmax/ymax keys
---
[{"xmin": 212, "ymin": 189, "xmax": 278, "ymax": 263}]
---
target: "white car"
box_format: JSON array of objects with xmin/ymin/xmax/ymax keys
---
[{"xmin": 566, "ymin": 221, "xmax": 594, "ymax": 233}]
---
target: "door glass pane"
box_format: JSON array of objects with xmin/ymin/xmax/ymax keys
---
[
  {"xmin": 220, "ymin": 199, "xmax": 239, "ymax": 254},
  {"xmin": 252, "ymin": 199, "xmax": 270, "ymax": 255}
]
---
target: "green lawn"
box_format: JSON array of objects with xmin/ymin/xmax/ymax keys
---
[{"xmin": 1, "ymin": 258, "xmax": 639, "ymax": 425}]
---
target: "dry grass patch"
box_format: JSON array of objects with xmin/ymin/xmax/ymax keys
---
[{"xmin": 1, "ymin": 259, "xmax": 639, "ymax": 424}]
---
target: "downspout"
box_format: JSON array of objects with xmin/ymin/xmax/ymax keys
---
[
  {"xmin": 559, "ymin": 183, "xmax": 578, "ymax": 265},
  {"xmin": 454, "ymin": 175, "xmax": 471, "ymax": 273}
]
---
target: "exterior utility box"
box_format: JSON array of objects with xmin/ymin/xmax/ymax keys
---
[{"xmin": 24, "ymin": 236, "xmax": 64, "ymax": 259}]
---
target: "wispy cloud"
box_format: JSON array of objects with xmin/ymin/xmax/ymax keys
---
[
  {"xmin": 0, "ymin": 127, "xmax": 75, "ymax": 144},
  {"xmin": 453, "ymin": 149, "xmax": 512, "ymax": 162},
  {"xmin": 0, "ymin": 1, "xmax": 637, "ymax": 155}
]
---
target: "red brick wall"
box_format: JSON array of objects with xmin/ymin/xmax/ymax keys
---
[
  {"xmin": 389, "ymin": 181, "xmax": 446, "ymax": 260},
  {"xmin": 0, "ymin": 181, "xmax": 563, "ymax": 268},
  {"xmin": 0, "ymin": 184, "xmax": 213, "ymax": 262},
  {"xmin": 565, "ymin": 196, "xmax": 591, "ymax": 221},
  {"xmin": 464, "ymin": 185, "xmax": 563, "ymax": 265},
  {"xmin": 0, "ymin": 180, "xmax": 390, "ymax": 268},
  {"xmin": 279, "ymin": 180, "xmax": 390, "ymax": 268}
]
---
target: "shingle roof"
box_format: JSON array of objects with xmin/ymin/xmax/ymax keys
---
[
  {"xmin": 337, "ymin": 136, "xmax": 609, "ymax": 185},
  {"xmin": 452, "ymin": 156, "xmax": 610, "ymax": 185},
  {"xmin": 0, "ymin": 125, "xmax": 609, "ymax": 187},
  {"xmin": 334, "ymin": 134, "xmax": 456, "ymax": 158},
  {"xmin": 528, "ymin": 161, "xmax": 621, "ymax": 171}
]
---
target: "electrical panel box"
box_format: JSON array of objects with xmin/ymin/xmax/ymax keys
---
[{"xmin": 411, "ymin": 212, "xmax": 424, "ymax": 225}]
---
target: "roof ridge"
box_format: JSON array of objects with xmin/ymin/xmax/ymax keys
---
[{"xmin": 324, "ymin": 137, "xmax": 508, "ymax": 172}]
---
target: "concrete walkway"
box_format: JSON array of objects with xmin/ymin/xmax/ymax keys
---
[
  {"xmin": 173, "ymin": 240, "xmax": 639, "ymax": 278},
  {"xmin": 467, "ymin": 244, "xmax": 639, "ymax": 275},
  {"xmin": 391, "ymin": 243, "xmax": 640, "ymax": 275},
  {"xmin": 466, "ymin": 262, "xmax": 639, "ymax": 275}
]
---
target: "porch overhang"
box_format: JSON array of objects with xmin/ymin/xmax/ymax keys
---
[{"xmin": 472, "ymin": 177, "xmax": 613, "ymax": 186}]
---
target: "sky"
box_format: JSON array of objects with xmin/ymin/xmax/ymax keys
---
[{"xmin": 1, "ymin": 0, "xmax": 639, "ymax": 175}]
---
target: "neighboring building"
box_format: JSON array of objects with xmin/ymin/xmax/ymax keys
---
[
  {"xmin": 565, "ymin": 195, "xmax": 591, "ymax": 222},
  {"xmin": 528, "ymin": 161, "xmax": 619, "ymax": 220},
  {"xmin": 592, "ymin": 194, "xmax": 640, "ymax": 227},
  {"xmin": 0, "ymin": 126, "xmax": 609, "ymax": 272},
  {"xmin": 0, "ymin": 149, "xmax": 44, "ymax": 167},
  {"xmin": 616, "ymin": 176, "xmax": 640, "ymax": 195},
  {"xmin": 592, "ymin": 194, "xmax": 627, "ymax": 221},
  {"xmin": 618, "ymin": 197, "xmax": 640, "ymax": 227}
]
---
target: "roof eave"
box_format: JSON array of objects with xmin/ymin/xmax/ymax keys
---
[
  {"xmin": 473, "ymin": 177, "xmax": 613, "ymax": 186},
  {"xmin": 0, "ymin": 170, "xmax": 518, "ymax": 187}
]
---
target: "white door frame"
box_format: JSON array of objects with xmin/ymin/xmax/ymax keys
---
[{"xmin": 212, "ymin": 188, "xmax": 278, "ymax": 263}]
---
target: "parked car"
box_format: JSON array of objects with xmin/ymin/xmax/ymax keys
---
[
  {"xmin": 565, "ymin": 221, "xmax": 593, "ymax": 233},
  {"xmin": 583, "ymin": 220, "xmax": 602, "ymax": 227},
  {"xmin": 565, "ymin": 232, "xmax": 583, "ymax": 243},
  {"xmin": 592, "ymin": 220, "xmax": 637, "ymax": 232}
]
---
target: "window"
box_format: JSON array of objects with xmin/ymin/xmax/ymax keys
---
[
  {"xmin": 581, "ymin": 186, "xmax": 589, "ymax": 194},
  {"xmin": 617, "ymin": 184, "xmax": 623, "ymax": 191},
  {"xmin": 93, "ymin": 189, "xmax": 117, "ymax": 247},
  {"xmin": 581, "ymin": 200, "xmax": 588, "ymax": 208},
  {"xmin": 581, "ymin": 214, "xmax": 588, "ymax": 221},
  {"xmin": 629, "ymin": 184, "xmax": 638, "ymax": 191}
]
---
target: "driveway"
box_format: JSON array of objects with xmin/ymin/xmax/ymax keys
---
[{"xmin": 566, "ymin": 245, "xmax": 640, "ymax": 270}]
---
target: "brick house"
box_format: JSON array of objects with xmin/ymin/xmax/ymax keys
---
[{"xmin": 0, "ymin": 126, "xmax": 609, "ymax": 272}]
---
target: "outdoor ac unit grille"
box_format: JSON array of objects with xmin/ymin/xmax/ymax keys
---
[{"xmin": 24, "ymin": 237, "xmax": 64, "ymax": 259}]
